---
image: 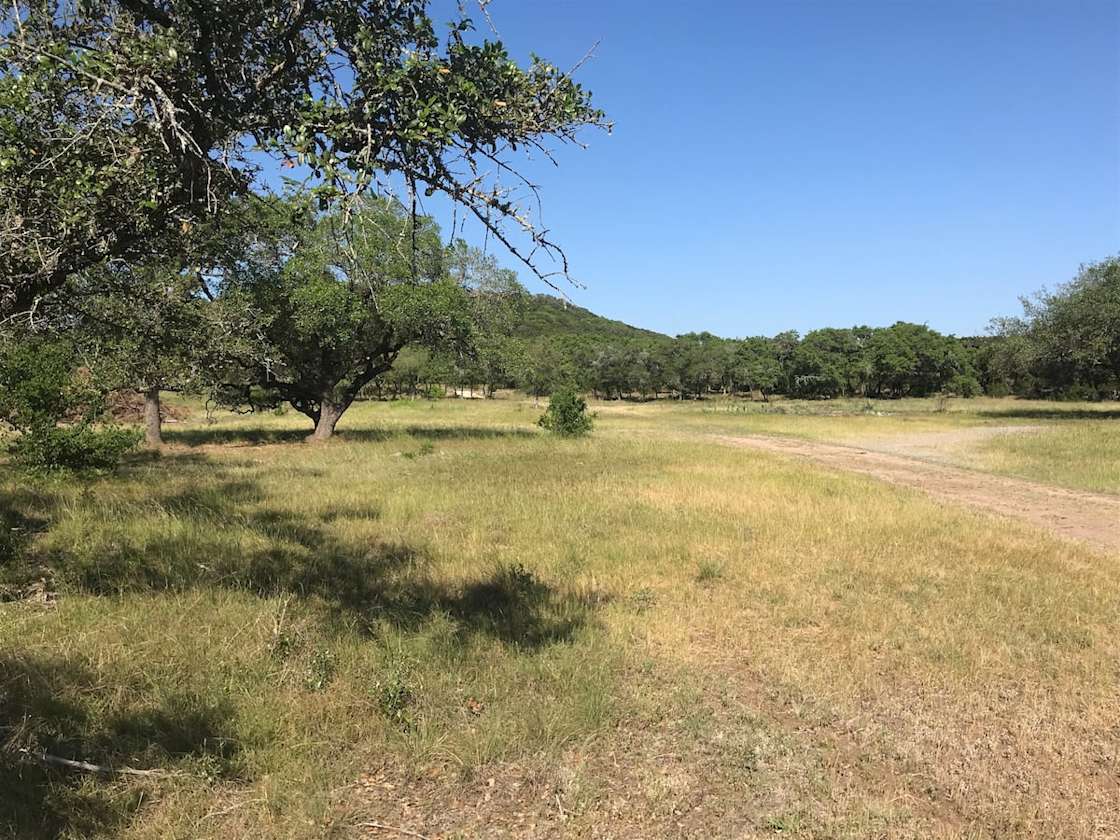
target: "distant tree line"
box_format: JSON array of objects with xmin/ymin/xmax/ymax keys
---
[
  {"xmin": 973, "ymin": 257, "xmax": 1119, "ymax": 400},
  {"xmin": 375, "ymin": 321, "xmax": 977, "ymax": 401},
  {"xmin": 373, "ymin": 256, "xmax": 1119, "ymax": 403}
]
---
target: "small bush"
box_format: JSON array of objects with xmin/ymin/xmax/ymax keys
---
[
  {"xmin": 10, "ymin": 423, "xmax": 141, "ymax": 473},
  {"xmin": 374, "ymin": 650, "xmax": 419, "ymax": 729},
  {"xmin": 1, "ymin": 336, "xmax": 138, "ymax": 472},
  {"xmin": 0, "ymin": 337, "xmax": 81, "ymax": 426},
  {"xmin": 402, "ymin": 440, "xmax": 436, "ymax": 460},
  {"xmin": 538, "ymin": 388, "xmax": 593, "ymax": 437},
  {"xmin": 628, "ymin": 587, "xmax": 657, "ymax": 613},
  {"xmin": 695, "ymin": 560, "xmax": 723, "ymax": 585}
]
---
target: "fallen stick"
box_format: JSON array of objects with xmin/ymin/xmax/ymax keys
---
[
  {"xmin": 19, "ymin": 748, "xmax": 179, "ymax": 778},
  {"xmin": 358, "ymin": 821, "xmax": 433, "ymax": 840}
]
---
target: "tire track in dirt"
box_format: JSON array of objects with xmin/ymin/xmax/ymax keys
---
[{"xmin": 712, "ymin": 434, "xmax": 1120, "ymax": 554}]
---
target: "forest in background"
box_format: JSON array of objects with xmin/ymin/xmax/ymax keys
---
[{"xmin": 377, "ymin": 255, "xmax": 1120, "ymax": 404}]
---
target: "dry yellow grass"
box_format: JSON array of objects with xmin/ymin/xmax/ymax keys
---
[{"xmin": 1, "ymin": 395, "xmax": 1117, "ymax": 838}]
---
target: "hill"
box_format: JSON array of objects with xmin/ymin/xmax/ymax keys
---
[{"xmin": 516, "ymin": 294, "xmax": 668, "ymax": 343}]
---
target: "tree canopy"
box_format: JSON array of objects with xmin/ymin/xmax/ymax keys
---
[
  {"xmin": 986, "ymin": 256, "xmax": 1120, "ymax": 398},
  {"xmin": 220, "ymin": 196, "xmax": 473, "ymax": 439},
  {"xmin": 0, "ymin": 0, "xmax": 607, "ymax": 318}
]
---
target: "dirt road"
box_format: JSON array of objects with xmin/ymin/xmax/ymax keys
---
[{"xmin": 714, "ymin": 432, "xmax": 1120, "ymax": 553}]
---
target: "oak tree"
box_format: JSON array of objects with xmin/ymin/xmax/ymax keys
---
[{"xmin": 0, "ymin": 0, "xmax": 607, "ymax": 318}]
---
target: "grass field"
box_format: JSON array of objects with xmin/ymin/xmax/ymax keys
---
[{"xmin": 2, "ymin": 395, "xmax": 1118, "ymax": 838}]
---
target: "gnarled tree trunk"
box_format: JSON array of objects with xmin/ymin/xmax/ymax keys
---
[
  {"xmin": 143, "ymin": 386, "xmax": 163, "ymax": 448},
  {"xmin": 307, "ymin": 399, "xmax": 346, "ymax": 442}
]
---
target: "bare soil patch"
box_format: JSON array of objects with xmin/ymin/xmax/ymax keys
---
[
  {"xmin": 845, "ymin": 424, "xmax": 1045, "ymax": 463},
  {"xmin": 712, "ymin": 433, "xmax": 1120, "ymax": 553}
]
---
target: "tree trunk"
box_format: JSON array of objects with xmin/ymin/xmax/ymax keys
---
[
  {"xmin": 308, "ymin": 401, "xmax": 345, "ymax": 442},
  {"xmin": 143, "ymin": 386, "xmax": 163, "ymax": 448}
]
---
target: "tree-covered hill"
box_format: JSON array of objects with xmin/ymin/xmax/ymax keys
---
[{"xmin": 515, "ymin": 295, "xmax": 668, "ymax": 343}]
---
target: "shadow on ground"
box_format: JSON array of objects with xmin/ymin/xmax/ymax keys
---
[
  {"xmin": 0, "ymin": 654, "xmax": 239, "ymax": 839},
  {"xmin": 165, "ymin": 423, "xmax": 538, "ymax": 447},
  {"xmin": 977, "ymin": 407, "xmax": 1120, "ymax": 421},
  {"xmin": 8, "ymin": 450, "xmax": 594, "ymax": 649},
  {"xmin": 1, "ymin": 446, "xmax": 599, "ymax": 836},
  {"xmin": 1, "ymin": 488, "xmax": 54, "ymax": 597}
]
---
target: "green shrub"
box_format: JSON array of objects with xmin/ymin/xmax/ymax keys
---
[
  {"xmin": 695, "ymin": 560, "xmax": 723, "ymax": 585},
  {"xmin": 948, "ymin": 375, "xmax": 981, "ymax": 398},
  {"xmin": 374, "ymin": 650, "xmax": 419, "ymax": 729},
  {"xmin": 10, "ymin": 423, "xmax": 141, "ymax": 473},
  {"xmin": 538, "ymin": 388, "xmax": 593, "ymax": 437},
  {"xmin": 0, "ymin": 337, "xmax": 139, "ymax": 472},
  {"xmin": 0, "ymin": 337, "xmax": 94, "ymax": 426}
]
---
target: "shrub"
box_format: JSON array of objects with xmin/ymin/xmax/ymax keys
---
[
  {"xmin": 10, "ymin": 423, "xmax": 141, "ymax": 473},
  {"xmin": 374, "ymin": 649, "xmax": 419, "ymax": 729},
  {"xmin": 538, "ymin": 388, "xmax": 593, "ymax": 437},
  {"xmin": 0, "ymin": 337, "xmax": 91, "ymax": 427},
  {"xmin": 0, "ymin": 337, "xmax": 139, "ymax": 472},
  {"xmin": 948, "ymin": 375, "xmax": 981, "ymax": 398},
  {"xmin": 695, "ymin": 560, "xmax": 723, "ymax": 585}
]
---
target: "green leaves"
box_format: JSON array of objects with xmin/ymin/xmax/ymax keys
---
[
  {"xmin": 1, "ymin": 0, "xmax": 606, "ymax": 317},
  {"xmin": 0, "ymin": 335, "xmax": 139, "ymax": 472},
  {"xmin": 222, "ymin": 196, "xmax": 474, "ymax": 425},
  {"xmin": 538, "ymin": 387, "xmax": 593, "ymax": 437}
]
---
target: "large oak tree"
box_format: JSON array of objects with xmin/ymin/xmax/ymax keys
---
[{"xmin": 226, "ymin": 196, "xmax": 472, "ymax": 440}]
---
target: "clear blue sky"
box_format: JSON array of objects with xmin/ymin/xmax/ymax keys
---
[
  {"xmin": 280, "ymin": 1, "xmax": 1120, "ymax": 339},
  {"xmin": 442, "ymin": 0, "xmax": 1120, "ymax": 338}
]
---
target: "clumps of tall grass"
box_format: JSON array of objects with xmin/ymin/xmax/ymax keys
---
[
  {"xmin": 694, "ymin": 560, "xmax": 724, "ymax": 586},
  {"xmin": 402, "ymin": 440, "xmax": 436, "ymax": 460}
]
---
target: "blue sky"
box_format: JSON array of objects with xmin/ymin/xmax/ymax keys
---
[{"xmin": 284, "ymin": 0, "xmax": 1120, "ymax": 339}]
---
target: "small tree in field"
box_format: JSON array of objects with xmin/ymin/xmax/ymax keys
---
[
  {"xmin": 226, "ymin": 197, "xmax": 473, "ymax": 441},
  {"xmin": 76, "ymin": 263, "xmax": 209, "ymax": 448},
  {"xmin": 538, "ymin": 388, "xmax": 593, "ymax": 437}
]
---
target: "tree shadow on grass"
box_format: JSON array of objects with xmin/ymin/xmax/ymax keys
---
[
  {"xmin": 400, "ymin": 425, "xmax": 538, "ymax": 441},
  {"xmin": 2, "ymin": 455, "xmax": 600, "ymax": 836},
  {"xmin": 156, "ymin": 504, "xmax": 590, "ymax": 649},
  {"xmin": 0, "ymin": 654, "xmax": 239, "ymax": 839},
  {"xmin": 978, "ymin": 406, "xmax": 1120, "ymax": 421},
  {"xmin": 1, "ymin": 487, "xmax": 55, "ymax": 598},
  {"xmin": 164, "ymin": 423, "xmax": 538, "ymax": 447},
  {"xmin": 30, "ymin": 454, "xmax": 596, "ymax": 650},
  {"xmin": 165, "ymin": 426, "xmax": 394, "ymax": 446}
]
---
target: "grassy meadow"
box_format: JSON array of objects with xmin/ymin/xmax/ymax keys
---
[{"xmin": 2, "ymin": 395, "xmax": 1118, "ymax": 838}]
